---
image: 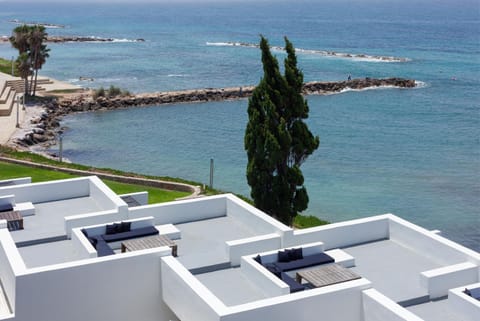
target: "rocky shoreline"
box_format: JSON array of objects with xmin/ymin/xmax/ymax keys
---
[
  {"xmin": 0, "ymin": 36, "xmax": 145, "ymax": 43},
  {"xmin": 10, "ymin": 77, "xmax": 416, "ymax": 151}
]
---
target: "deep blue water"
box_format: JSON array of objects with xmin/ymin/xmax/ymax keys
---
[{"xmin": 0, "ymin": 0, "xmax": 478, "ymax": 251}]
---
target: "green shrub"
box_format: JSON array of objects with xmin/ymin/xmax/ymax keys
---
[{"xmin": 93, "ymin": 87, "xmax": 105, "ymax": 100}]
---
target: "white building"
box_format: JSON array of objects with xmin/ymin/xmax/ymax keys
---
[{"xmin": 0, "ymin": 176, "xmax": 478, "ymax": 321}]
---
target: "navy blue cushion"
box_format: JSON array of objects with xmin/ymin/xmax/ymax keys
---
[
  {"xmin": 105, "ymin": 224, "xmax": 116, "ymax": 235},
  {"xmin": 467, "ymin": 287, "xmax": 480, "ymax": 299},
  {"xmin": 281, "ymin": 272, "xmax": 305, "ymax": 293},
  {"xmin": 101, "ymin": 226, "xmax": 159, "ymax": 242},
  {"xmin": 96, "ymin": 239, "xmax": 114, "ymax": 257},
  {"xmin": 81, "ymin": 229, "xmax": 89, "ymax": 237},
  {"xmin": 121, "ymin": 221, "xmax": 131, "ymax": 232},
  {"xmin": 274, "ymin": 252, "xmax": 334, "ymax": 271},
  {"xmin": 88, "ymin": 237, "xmax": 98, "ymax": 248},
  {"xmin": 278, "ymin": 250, "xmax": 290, "ymax": 262},
  {"xmin": 253, "ymin": 254, "xmax": 262, "ymax": 265},
  {"xmin": 293, "ymin": 248, "xmax": 303, "ymax": 260},
  {"xmin": 264, "ymin": 263, "xmax": 282, "ymax": 278}
]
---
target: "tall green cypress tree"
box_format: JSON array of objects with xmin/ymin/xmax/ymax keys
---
[{"xmin": 245, "ymin": 36, "xmax": 319, "ymax": 226}]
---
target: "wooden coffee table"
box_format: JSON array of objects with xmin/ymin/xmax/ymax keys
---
[
  {"xmin": 296, "ymin": 263, "xmax": 360, "ymax": 288},
  {"xmin": 121, "ymin": 234, "xmax": 177, "ymax": 256},
  {"xmin": 0, "ymin": 210, "xmax": 23, "ymax": 231}
]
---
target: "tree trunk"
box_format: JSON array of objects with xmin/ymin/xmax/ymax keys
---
[{"xmin": 33, "ymin": 69, "xmax": 39, "ymax": 97}]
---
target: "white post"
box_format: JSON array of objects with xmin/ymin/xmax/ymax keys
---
[
  {"xmin": 209, "ymin": 158, "xmax": 214, "ymax": 189},
  {"xmin": 16, "ymin": 96, "xmax": 20, "ymax": 128},
  {"xmin": 59, "ymin": 134, "xmax": 63, "ymax": 162}
]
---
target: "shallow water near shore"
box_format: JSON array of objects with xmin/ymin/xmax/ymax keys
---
[{"xmin": 0, "ymin": 0, "xmax": 478, "ymax": 250}]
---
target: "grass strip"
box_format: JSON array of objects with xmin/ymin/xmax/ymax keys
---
[{"xmin": 0, "ymin": 161, "xmax": 188, "ymax": 203}]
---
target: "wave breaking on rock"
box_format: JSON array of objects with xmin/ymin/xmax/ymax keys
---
[{"xmin": 206, "ymin": 41, "xmax": 410, "ymax": 62}]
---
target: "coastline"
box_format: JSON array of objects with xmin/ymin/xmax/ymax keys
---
[{"xmin": 3, "ymin": 77, "xmax": 416, "ymax": 159}]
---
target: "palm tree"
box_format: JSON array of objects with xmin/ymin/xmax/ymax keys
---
[
  {"xmin": 9, "ymin": 25, "xmax": 30, "ymax": 54},
  {"xmin": 16, "ymin": 52, "xmax": 32, "ymax": 95},
  {"xmin": 28, "ymin": 26, "xmax": 48, "ymax": 95},
  {"xmin": 32, "ymin": 44, "xmax": 50, "ymax": 96}
]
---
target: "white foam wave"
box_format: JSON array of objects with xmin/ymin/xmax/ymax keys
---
[
  {"xmin": 167, "ymin": 74, "xmax": 188, "ymax": 77},
  {"xmin": 206, "ymin": 41, "xmax": 410, "ymax": 62},
  {"xmin": 319, "ymin": 85, "xmax": 411, "ymax": 96},
  {"xmin": 414, "ymin": 80, "xmax": 428, "ymax": 88}
]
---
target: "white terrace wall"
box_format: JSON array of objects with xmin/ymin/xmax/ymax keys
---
[
  {"xmin": 389, "ymin": 215, "xmax": 480, "ymax": 266},
  {"xmin": 88, "ymin": 176, "xmax": 127, "ymax": 212},
  {"xmin": 448, "ymin": 284, "xmax": 480, "ymax": 321},
  {"xmin": 222, "ymin": 278, "xmax": 371, "ymax": 321},
  {"xmin": 362, "ymin": 289, "xmax": 424, "ymax": 321},
  {"xmin": 225, "ymin": 195, "xmax": 292, "ymax": 236},
  {"xmin": 240, "ymin": 256, "xmax": 289, "ymax": 297},
  {"xmin": 285, "ymin": 215, "xmax": 389, "ymax": 250},
  {"xmin": 0, "ymin": 228, "xmax": 26, "ymax": 312},
  {"xmin": 64, "ymin": 209, "xmax": 125, "ymax": 238},
  {"xmin": 129, "ymin": 194, "xmax": 227, "ymax": 225},
  {"xmin": 227, "ymin": 233, "xmax": 282, "ymax": 266},
  {"xmin": 161, "ymin": 256, "xmax": 225, "ymax": 321},
  {"xmin": 14, "ymin": 248, "xmax": 176, "ymax": 321},
  {"xmin": 0, "ymin": 177, "xmax": 89, "ymax": 203}
]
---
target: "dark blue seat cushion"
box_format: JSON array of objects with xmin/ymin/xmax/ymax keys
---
[
  {"xmin": 274, "ymin": 252, "xmax": 334, "ymax": 271},
  {"xmin": 101, "ymin": 226, "xmax": 159, "ymax": 242},
  {"xmin": 466, "ymin": 287, "xmax": 480, "ymax": 300},
  {"xmin": 95, "ymin": 239, "xmax": 115, "ymax": 257},
  {"xmin": 264, "ymin": 263, "xmax": 282, "ymax": 277},
  {"xmin": 281, "ymin": 272, "xmax": 305, "ymax": 293}
]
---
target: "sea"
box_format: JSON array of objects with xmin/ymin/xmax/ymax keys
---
[{"xmin": 0, "ymin": 0, "xmax": 478, "ymax": 251}]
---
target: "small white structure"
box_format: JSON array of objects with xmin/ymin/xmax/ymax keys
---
[{"xmin": 0, "ymin": 176, "xmax": 478, "ymax": 321}]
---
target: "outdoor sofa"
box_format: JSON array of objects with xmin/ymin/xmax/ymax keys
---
[
  {"xmin": 82, "ymin": 222, "xmax": 159, "ymax": 256},
  {"xmin": 254, "ymin": 248, "xmax": 335, "ymax": 293}
]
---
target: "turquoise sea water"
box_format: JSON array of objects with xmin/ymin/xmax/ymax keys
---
[{"xmin": 0, "ymin": 1, "xmax": 478, "ymax": 251}]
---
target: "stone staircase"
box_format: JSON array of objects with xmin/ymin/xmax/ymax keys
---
[{"xmin": 0, "ymin": 78, "xmax": 54, "ymax": 116}]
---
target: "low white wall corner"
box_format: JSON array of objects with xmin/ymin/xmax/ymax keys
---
[{"xmin": 420, "ymin": 262, "xmax": 478, "ymax": 299}]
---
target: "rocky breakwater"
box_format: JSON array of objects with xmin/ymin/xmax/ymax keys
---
[
  {"xmin": 57, "ymin": 77, "xmax": 416, "ymax": 113},
  {"xmin": 303, "ymin": 77, "xmax": 416, "ymax": 94},
  {"xmin": 13, "ymin": 77, "xmax": 415, "ymax": 149}
]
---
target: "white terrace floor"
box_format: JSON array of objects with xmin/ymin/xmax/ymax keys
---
[
  {"xmin": 407, "ymin": 299, "xmax": 466, "ymax": 321},
  {"xmin": 11, "ymin": 196, "xmax": 107, "ymax": 245},
  {"xmin": 343, "ymin": 239, "xmax": 449, "ymax": 305}
]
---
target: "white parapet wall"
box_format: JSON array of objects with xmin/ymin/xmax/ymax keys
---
[
  {"xmin": 362, "ymin": 289, "xmax": 425, "ymax": 321},
  {"xmin": 0, "ymin": 177, "xmax": 31, "ymax": 186},
  {"xmin": 129, "ymin": 194, "xmax": 227, "ymax": 225},
  {"xmin": 64, "ymin": 209, "xmax": 126, "ymax": 238},
  {"xmin": 286, "ymin": 215, "xmax": 390, "ymax": 250},
  {"xmin": 448, "ymin": 283, "xmax": 480, "ymax": 321},
  {"xmin": 225, "ymin": 195, "xmax": 292, "ymax": 237},
  {"xmin": 420, "ymin": 262, "xmax": 479, "ymax": 299},
  {"xmin": 0, "ymin": 228, "xmax": 27, "ymax": 312},
  {"xmin": 226, "ymin": 233, "xmax": 282, "ymax": 267},
  {"xmin": 389, "ymin": 215, "xmax": 480, "ymax": 266},
  {"xmin": 161, "ymin": 256, "xmax": 226, "ymax": 321},
  {"xmin": 0, "ymin": 176, "xmax": 89, "ymax": 203},
  {"xmin": 71, "ymin": 227, "xmax": 98, "ymax": 259},
  {"xmin": 222, "ymin": 278, "xmax": 372, "ymax": 321},
  {"xmin": 14, "ymin": 248, "xmax": 173, "ymax": 321},
  {"xmin": 240, "ymin": 256, "xmax": 290, "ymax": 297}
]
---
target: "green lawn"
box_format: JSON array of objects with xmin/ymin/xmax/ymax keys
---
[
  {"xmin": 0, "ymin": 161, "xmax": 189, "ymax": 203},
  {"xmin": 0, "ymin": 57, "xmax": 18, "ymax": 76}
]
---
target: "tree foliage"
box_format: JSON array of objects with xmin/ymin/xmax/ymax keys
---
[
  {"xmin": 245, "ymin": 36, "xmax": 319, "ymax": 226},
  {"xmin": 9, "ymin": 25, "xmax": 50, "ymax": 96}
]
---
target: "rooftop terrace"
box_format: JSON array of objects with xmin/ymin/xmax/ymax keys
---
[{"xmin": 0, "ymin": 176, "xmax": 478, "ymax": 321}]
